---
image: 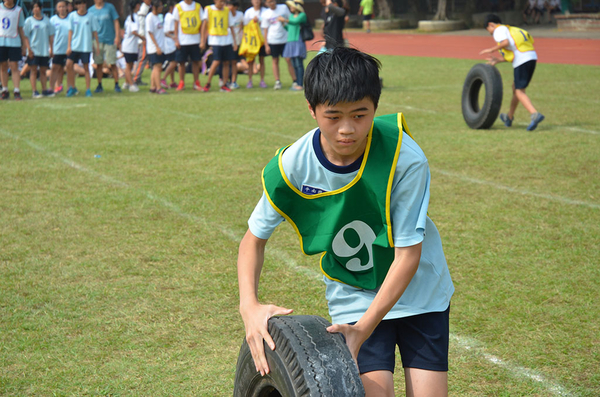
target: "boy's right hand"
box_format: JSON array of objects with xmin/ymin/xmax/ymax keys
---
[{"xmin": 240, "ymin": 302, "xmax": 293, "ymax": 376}]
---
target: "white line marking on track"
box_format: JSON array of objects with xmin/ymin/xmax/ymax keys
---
[
  {"xmin": 1, "ymin": 128, "xmax": 572, "ymax": 395},
  {"xmin": 434, "ymin": 168, "xmax": 600, "ymax": 209}
]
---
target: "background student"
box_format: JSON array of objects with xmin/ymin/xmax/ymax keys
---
[
  {"xmin": 24, "ymin": 0, "xmax": 55, "ymax": 98},
  {"xmin": 50, "ymin": 0, "xmax": 70, "ymax": 94}
]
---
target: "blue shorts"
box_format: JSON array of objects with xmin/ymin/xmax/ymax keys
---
[
  {"xmin": 355, "ymin": 305, "xmax": 450, "ymax": 374},
  {"xmin": 176, "ymin": 44, "xmax": 201, "ymax": 63},
  {"xmin": 0, "ymin": 46, "xmax": 21, "ymax": 63},
  {"xmin": 52, "ymin": 54, "xmax": 67, "ymax": 66},
  {"xmin": 268, "ymin": 43, "xmax": 285, "ymax": 58},
  {"xmin": 211, "ymin": 44, "xmax": 235, "ymax": 61},
  {"xmin": 68, "ymin": 51, "xmax": 91, "ymax": 64},
  {"xmin": 27, "ymin": 56, "xmax": 50, "ymax": 68},
  {"xmin": 164, "ymin": 51, "xmax": 176, "ymax": 62},
  {"xmin": 514, "ymin": 60, "xmax": 536, "ymax": 90},
  {"xmin": 148, "ymin": 53, "xmax": 164, "ymax": 66},
  {"xmin": 123, "ymin": 52, "xmax": 137, "ymax": 64}
]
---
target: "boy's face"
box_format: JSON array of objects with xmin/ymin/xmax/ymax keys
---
[
  {"xmin": 485, "ymin": 23, "xmax": 496, "ymax": 35},
  {"xmin": 56, "ymin": 1, "xmax": 67, "ymax": 16},
  {"xmin": 266, "ymin": 0, "xmax": 276, "ymax": 10},
  {"xmin": 215, "ymin": 0, "xmax": 225, "ymax": 9},
  {"xmin": 76, "ymin": 2, "xmax": 87, "ymax": 13},
  {"xmin": 309, "ymin": 98, "xmax": 376, "ymax": 166}
]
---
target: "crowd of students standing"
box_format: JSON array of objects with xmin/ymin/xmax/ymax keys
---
[{"xmin": 1, "ymin": 0, "xmax": 354, "ymax": 100}]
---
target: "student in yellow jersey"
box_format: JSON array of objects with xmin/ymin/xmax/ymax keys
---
[
  {"xmin": 172, "ymin": 0, "xmax": 205, "ymax": 91},
  {"xmin": 200, "ymin": 0, "xmax": 238, "ymax": 92},
  {"xmin": 480, "ymin": 14, "xmax": 545, "ymax": 131}
]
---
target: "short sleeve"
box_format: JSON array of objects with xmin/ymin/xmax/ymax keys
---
[
  {"xmin": 23, "ymin": 18, "xmax": 31, "ymax": 37},
  {"xmin": 260, "ymin": 11, "xmax": 269, "ymax": 29},
  {"xmin": 92, "ymin": 16, "xmax": 99, "ymax": 32},
  {"xmin": 48, "ymin": 19, "xmax": 56, "ymax": 35},
  {"xmin": 110, "ymin": 4, "xmax": 119, "ymax": 20},
  {"xmin": 493, "ymin": 25, "xmax": 509, "ymax": 42},
  {"xmin": 390, "ymin": 135, "xmax": 431, "ymax": 247},
  {"xmin": 248, "ymin": 193, "xmax": 285, "ymax": 240}
]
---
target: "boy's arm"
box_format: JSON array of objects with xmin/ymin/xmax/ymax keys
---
[
  {"xmin": 49, "ymin": 34, "xmax": 54, "ymax": 58},
  {"xmin": 479, "ymin": 39, "xmax": 509, "ymax": 65},
  {"xmin": 114, "ymin": 18, "xmax": 120, "ymax": 47},
  {"xmin": 93, "ymin": 31, "xmax": 100, "ymax": 55},
  {"xmin": 147, "ymin": 30, "xmax": 161, "ymax": 54},
  {"xmin": 200, "ymin": 18, "xmax": 208, "ymax": 50},
  {"xmin": 67, "ymin": 30, "xmax": 73, "ymax": 55},
  {"xmin": 238, "ymin": 229, "xmax": 293, "ymax": 376},
  {"xmin": 173, "ymin": 19, "xmax": 180, "ymax": 48},
  {"xmin": 19, "ymin": 26, "xmax": 31, "ymax": 57},
  {"xmin": 327, "ymin": 243, "xmax": 422, "ymax": 361}
]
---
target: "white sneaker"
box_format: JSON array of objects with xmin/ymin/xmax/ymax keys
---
[
  {"xmin": 129, "ymin": 84, "xmax": 140, "ymax": 92},
  {"xmin": 122, "ymin": 83, "xmax": 130, "ymax": 90},
  {"xmin": 274, "ymin": 80, "xmax": 282, "ymax": 90}
]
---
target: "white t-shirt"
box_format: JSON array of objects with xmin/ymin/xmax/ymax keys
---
[
  {"xmin": 137, "ymin": 1, "xmax": 151, "ymax": 36},
  {"xmin": 493, "ymin": 25, "xmax": 537, "ymax": 68},
  {"xmin": 172, "ymin": 0, "xmax": 201, "ymax": 45},
  {"xmin": 201, "ymin": 5, "xmax": 234, "ymax": 46},
  {"xmin": 229, "ymin": 10, "xmax": 243, "ymax": 47},
  {"xmin": 260, "ymin": 4, "xmax": 289, "ymax": 45},
  {"xmin": 122, "ymin": 14, "xmax": 139, "ymax": 54},
  {"xmin": 163, "ymin": 12, "xmax": 176, "ymax": 54},
  {"xmin": 145, "ymin": 12, "xmax": 164, "ymax": 54},
  {"xmin": 248, "ymin": 127, "xmax": 454, "ymax": 324},
  {"xmin": 243, "ymin": 6, "xmax": 267, "ymax": 26}
]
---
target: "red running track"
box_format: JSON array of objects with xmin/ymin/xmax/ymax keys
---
[{"xmin": 308, "ymin": 32, "xmax": 600, "ymax": 66}]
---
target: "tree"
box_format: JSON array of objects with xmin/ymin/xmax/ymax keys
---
[
  {"xmin": 433, "ymin": 0, "xmax": 448, "ymax": 20},
  {"xmin": 375, "ymin": 0, "xmax": 393, "ymax": 19}
]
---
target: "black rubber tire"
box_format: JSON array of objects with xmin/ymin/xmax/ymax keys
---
[
  {"xmin": 234, "ymin": 315, "xmax": 365, "ymax": 397},
  {"xmin": 461, "ymin": 63, "xmax": 503, "ymax": 129}
]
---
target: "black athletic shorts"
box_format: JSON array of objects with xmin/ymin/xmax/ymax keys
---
[
  {"xmin": 514, "ymin": 60, "xmax": 536, "ymax": 89},
  {"xmin": 354, "ymin": 305, "xmax": 450, "ymax": 374},
  {"xmin": 176, "ymin": 44, "xmax": 201, "ymax": 63}
]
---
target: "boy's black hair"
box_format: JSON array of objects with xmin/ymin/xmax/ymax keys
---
[
  {"xmin": 151, "ymin": 0, "xmax": 162, "ymax": 9},
  {"xmin": 31, "ymin": 0, "xmax": 42, "ymax": 11},
  {"xmin": 304, "ymin": 47, "xmax": 381, "ymax": 111},
  {"xmin": 227, "ymin": 0, "xmax": 240, "ymax": 7},
  {"xmin": 484, "ymin": 13, "xmax": 502, "ymax": 28},
  {"xmin": 73, "ymin": 0, "xmax": 84, "ymax": 6}
]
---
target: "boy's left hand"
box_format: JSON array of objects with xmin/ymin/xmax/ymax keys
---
[{"xmin": 326, "ymin": 323, "xmax": 369, "ymax": 364}]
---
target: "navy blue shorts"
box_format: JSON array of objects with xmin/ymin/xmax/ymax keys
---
[
  {"xmin": 27, "ymin": 56, "xmax": 50, "ymax": 68},
  {"xmin": 211, "ymin": 44, "xmax": 235, "ymax": 61},
  {"xmin": 363, "ymin": 14, "xmax": 373, "ymax": 21},
  {"xmin": 68, "ymin": 51, "xmax": 91, "ymax": 64},
  {"xmin": 514, "ymin": 60, "xmax": 536, "ymax": 90},
  {"xmin": 149, "ymin": 52, "xmax": 164, "ymax": 66},
  {"xmin": 176, "ymin": 44, "xmax": 201, "ymax": 63},
  {"xmin": 123, "ymin": 52, "xmax": 138, "ymax": 64},
  {"xmin": 0, "ymin": 46, "xmax": 21, "ymax": 62},
  {"xmin": 164, "ymin": 51, "xmax": 176, "ymax": 62},
  {"xmin": 355, "ymin": 305, "xmax": 450, "ymax": 374},
  {"xmin": 268, "ymin": 43, "xmax": 285, "ymax": 58},
  {"xmin": 52, "ymin": 54, "xmax": 67, "ymax": 66}
]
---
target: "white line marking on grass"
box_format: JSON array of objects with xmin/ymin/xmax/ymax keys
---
[
  {"xmin": 452, "ymin": 335, "xmax": 572, "ymax": 396},
  {"xmin": 1, "ymin": 128, "xmax": 571, "ymax": 395},
  {"xmin": 564, "ymin": 126, "xmax": 600, "ymax": 135},
  {"xmin": 434, "ymin": 168, "xmax": 600, "ymax": 209}
]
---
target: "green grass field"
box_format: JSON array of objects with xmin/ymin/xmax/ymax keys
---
[{"xmin": 1, "ymin": 53, "xmax": 599, "ymax": 396}]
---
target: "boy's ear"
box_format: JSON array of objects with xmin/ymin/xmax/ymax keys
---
[{"xmin": 307, "ymin": 100, "xmax": 317, "ymax": 120}]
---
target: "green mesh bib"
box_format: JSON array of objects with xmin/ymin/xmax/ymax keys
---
[{"xmin": 262, "ymin": 113, "xmax": 412, "ymax": 289}]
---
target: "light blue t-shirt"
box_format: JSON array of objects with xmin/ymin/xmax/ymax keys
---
[
  {"xmin": 88, "ymin": 2, "xmax": 119, "ymax": 44},
  {"xmin": 50, "ymin": 14, "xmax": 70, "ymax": 55},
  {"xmin": 24, "ymin": 15, "xmax": 54, "ymax": 57},
  {"xmin": 0, "ymin": 3, "xmax": 25, "ymax": 47},
  {"xmin": 248, "ymin": 126, "xmax": 454, "ymax": 324},
  {"xmin": 68, "ymin": 11, "xmax": 98, "ymax": 53}
]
